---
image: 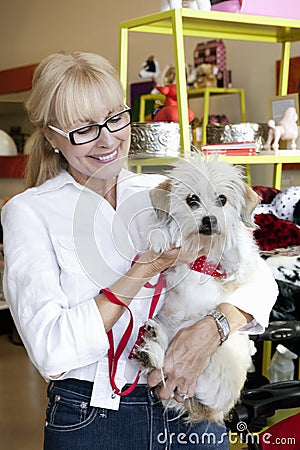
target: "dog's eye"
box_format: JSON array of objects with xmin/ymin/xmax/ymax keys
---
[
  {"xmin": 216, "ymin": 195, "xmax": 227, "ymax": 207},
  {"xmin": 186, "ymin": 194, "xmax": 201, "ymax": 208}
]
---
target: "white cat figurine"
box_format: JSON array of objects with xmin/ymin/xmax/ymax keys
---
[{"xmin": 161, "ymin": 0, "xmax": 211, "ymax": 11}]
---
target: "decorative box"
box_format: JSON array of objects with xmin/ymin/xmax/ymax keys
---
[
  {"xmin": 193, "ymin": 40, "xmax": 227, "ymax": 87},
  {"xmin": 129, "ymin": 122, "xmax": 182, "ymax": 158},
  {"xmin": 206, "ymin": 122, "xmax": 269, "ymax": 150}
]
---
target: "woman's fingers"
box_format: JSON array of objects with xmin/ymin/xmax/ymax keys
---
[
  {"xmin": 148, "ymin": 367, "xmax": 197, "ymax": 403},
  {"xmin": 174, "ymin": 382, "xmax": 196, "ymax": 403},
  {"xmin": 147, "ymin": 367, "xmax": 166, "ymax": 388},
  {"xmin": 137, "ymin": 246, "xmax": 206, "ymax": 276},
  {"xmin": 147, "ymin": 319, "xmax": 220, "ymax": 402}
]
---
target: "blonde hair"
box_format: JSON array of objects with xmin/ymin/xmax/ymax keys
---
[{"xmin": 25, "ymin": 51, "xmax": 125, "ymax": 187}]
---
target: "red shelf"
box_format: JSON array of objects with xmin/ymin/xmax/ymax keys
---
[
  {"xmin": 0, "ymin": 155, "xmax": 28, "ymax": 178},
  {"xmin": 0, "ymin": 64, "xmax": 38, "ymax": 95}
]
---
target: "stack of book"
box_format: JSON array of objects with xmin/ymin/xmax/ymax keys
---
[{"xmin": 201, "ymin": 142, "xmax": 257, "ymax": 156}]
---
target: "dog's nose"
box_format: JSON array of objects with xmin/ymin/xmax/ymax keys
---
[{"xmin": 200, "ymin": 215, "xmax": 218, "ymax": 235}]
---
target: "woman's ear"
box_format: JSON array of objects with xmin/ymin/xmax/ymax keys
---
[
  {"xmin": 150, "ymin": 179, "xmax": 172, "ymax": 223},
  {"xmin": 44, "ymin": 129, "xmax": 56, "ymax": 149},
  {"xmin": 241, "ymin": 184, "xmax": 259, "ymax": 228}
]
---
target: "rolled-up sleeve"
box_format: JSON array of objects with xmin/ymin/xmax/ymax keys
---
[
  {"xmin": 2, "ymin": 199, "xmax": 109, "ymax": 379},
  {"xmin": 223, "ymin": 256, "xmax": 278, "ymax": 334}
]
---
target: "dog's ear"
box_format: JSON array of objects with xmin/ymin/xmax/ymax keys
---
[
  {"xmin": 241, "ymin": 184, "xmax": 259, "ymax": 228},
  {"xmin": 150, "ymin": 179, "xmax": 172, "ymax": 223}
]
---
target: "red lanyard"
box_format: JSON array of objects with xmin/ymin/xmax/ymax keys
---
[
  {"xmin": 102, "ymin": 255, "xmax": 224, "ymax": 397},
  {"xmin": 102, "ymin": 272, "xmax": 165, "ymax": 397}
]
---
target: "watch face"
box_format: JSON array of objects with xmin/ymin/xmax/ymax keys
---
[
  {"xmin": 216, "ymin": 313, "xmax": 230, "ymax": 339},
  {"xmin": 221, "ymin": 318, "xmax": 230, "ymax": 337},
  {"xmin": 207, "ymin": 310, "xmax": 230, "ymax": 342}
]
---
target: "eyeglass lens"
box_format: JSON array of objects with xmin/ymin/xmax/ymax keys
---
[{"xmin": 71, "ymin": 110, "xmax": 131, "ymax": 144}]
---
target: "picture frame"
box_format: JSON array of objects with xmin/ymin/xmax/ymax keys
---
[{"xmin": 269, "ymin": 93, "xmax": 300, "ymax": 124}]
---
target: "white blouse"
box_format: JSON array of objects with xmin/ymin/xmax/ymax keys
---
[{"xmin": 2, "ymin": 169, "xmax": 278, "ymax": 387}]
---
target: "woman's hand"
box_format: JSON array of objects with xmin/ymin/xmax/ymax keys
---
[
  {"xmin": 147, "ymin": 316, "xmax": 220, "ymax": 402},
  {"xmin": 136, "ymin": 246, "xmax": 204, "ymax": 280},
  {"xmin": 95, "ymin": 246, "xmax": 204, "ymax": 332},
  {"xmin": 147, "ymin": 303, "xmax": 252, "ymax": 402}
]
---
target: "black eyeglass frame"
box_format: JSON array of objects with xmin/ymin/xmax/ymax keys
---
[{"xmin": 48, "ymin": 107, "xmax": 132, "ymax": 145}]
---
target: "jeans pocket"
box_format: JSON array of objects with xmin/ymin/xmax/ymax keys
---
[{"xmin": 46, "ymin": 388, "xmax": 98, "ymax": 431}]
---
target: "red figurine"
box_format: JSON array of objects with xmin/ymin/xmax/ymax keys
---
[{"xmin": 153, "ymin": 84, "xmax": 194, "ymax": 122}]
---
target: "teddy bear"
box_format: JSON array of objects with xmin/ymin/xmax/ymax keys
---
[
  {"xmin": 187, "ymin": 63, "xmax": 218, "ymax": 89},
  {"xmin": 152, "ymin": 84, "xmax": 195, "ymax": 122}
]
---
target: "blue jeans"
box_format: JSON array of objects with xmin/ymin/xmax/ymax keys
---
[{"xmin": 44, "ymin": 379, "xmax": 229, "ymax": 450}]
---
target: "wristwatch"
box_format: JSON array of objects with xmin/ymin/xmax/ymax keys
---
[{"xmin": 207, "ymin": 310, "xmax": 230, "ymax": 344}]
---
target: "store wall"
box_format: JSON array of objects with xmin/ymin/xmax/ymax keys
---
[{"xmin": 1, "ymin": 0, "xmax": 300, "ymax": 187}]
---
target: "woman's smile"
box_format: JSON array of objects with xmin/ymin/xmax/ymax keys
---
[{"xmin": 88, "ymin": 148, "xmax": 118, "ymax": 163}]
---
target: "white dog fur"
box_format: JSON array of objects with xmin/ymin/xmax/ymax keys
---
[{"xmin": 134, "ymin": 155, "xmax": 259, "ymax": 423}]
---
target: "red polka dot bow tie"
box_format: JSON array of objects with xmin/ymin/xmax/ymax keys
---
[{"xmin": 190, "ymin": 256, "xmax": 226, "ymax": 278}]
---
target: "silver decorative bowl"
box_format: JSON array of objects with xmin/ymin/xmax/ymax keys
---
[
  {"xmin": 206, "ymin": 123, "xmax": 269, "ymax": 150},
  {"xmin": 129, "ymin": 122, "xmax": 181, "ymax": 158}
]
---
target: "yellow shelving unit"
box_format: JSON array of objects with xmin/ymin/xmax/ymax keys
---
[
  {"xmin": 187, "ymin": 87, "xmax": 246, "ymax": 145},
  {"xmin": 138, "ymin": 93, "xmax": 165, "ymax": 122},
  {"xmin": 139, "ymin": 87, "xmax": 247, "ymax": 145},
  {"xmin": 128, "ymin": 153, "xmax": 300, "ymax": 189},
  {"xmin": 120, "ymin": 8, "xmax": 300, "ymax": 188},
  {"xmin": 119, "ymin": 9, "xmax": 300, "ymax": 150}
]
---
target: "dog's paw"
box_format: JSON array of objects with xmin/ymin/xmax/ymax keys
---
[
  {"xmin": 134, "ymin": 346, "xmax": 152, "ymax": 368},
  {"xmin": 134, "ymin": 320, "xmax": 168, "ymax": 370},
  {"xmin": 133, "ymin": 322, "xmax": 155, "ymax": 366},
  {"xmin": 148, "ymin": 227, "xmax": 171, "ymax": 253}
]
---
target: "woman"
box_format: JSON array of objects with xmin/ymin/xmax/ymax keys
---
[{"xmin": 1, "ymin": 51, "xmax": 278, "ymax": 449}]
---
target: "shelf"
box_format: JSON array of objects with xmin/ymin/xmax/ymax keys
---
[
  {"xmin": 187, "ymin": 87, "xmax": 244, "ymax": 98},
  {"xmin": 187, "ymin": 87, "xmax": 246, "ymax": 144},
  {"xmin": 0, "ymin": 64, "xmax": 38, "ymax": 96},
  {"xmin": 0, "ymin": 155, "xmax": 28, "ymax": 178},
  {"xmin": 120, "ymin": 9, "xmax": 300, "ymax": 43},
  {"xmin": 128, "ymin": 153, "xmax": 300, "ymax": 166},
  {"xmin": 138, "ymin": 88, "xmax": 246, "ymax": 144},
  {"xmin": 128, "ymin": 152, "xmax": 300, "ymax": 190},
  {"xmin": 120, "ymin": 9, "xmax": 300, "ymax": 188},
  {"xmin": 119, "ymin": 9, "xmax": 300, "ymax": 151}
]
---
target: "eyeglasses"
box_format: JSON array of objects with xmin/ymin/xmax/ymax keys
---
[{"xmin": 48, "ymin": 107, "xmax": 132, "ymax": 145}]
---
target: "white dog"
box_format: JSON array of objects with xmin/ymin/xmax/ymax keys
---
[
  {"xmin": 134, "ymin": 155, "xmax": 259, "ymax": 423},
  {"xmin": 161, "ymin": 0, "xmax": 211, "ymax": 11}
]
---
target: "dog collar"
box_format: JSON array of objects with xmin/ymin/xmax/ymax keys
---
[{"xmin": 190, "ymin": 256, "xmax": 226, "ymax": 278}]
